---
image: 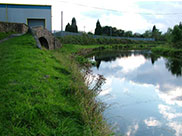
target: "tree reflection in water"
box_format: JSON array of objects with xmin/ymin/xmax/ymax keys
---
[
  {"xmin": 165, "ymin": 58, "xmax": 182, "ymax": 77},
  {"xmin": 89, "ymin": 49, "xmax": 182, "ymax": 77}
]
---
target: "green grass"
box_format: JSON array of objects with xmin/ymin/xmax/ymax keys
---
[
  {"xmin": 0, "ymin": 32, "xmax": 14, "ymax": 40},
  {"xmin": 0, "ymin": 34, "xmax": 113, "ymax": 136},
  {"xmin": 151, "ymin": 44, "xmax": 182, "ymax": 58},
  {"xmin": 60, "ymin": 43, "xmax": 160, "ymax": 57}
]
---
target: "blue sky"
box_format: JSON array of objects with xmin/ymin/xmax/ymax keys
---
[{"xmin": 2, "ymin": 0, "xmax": 182, "ymax": 33}]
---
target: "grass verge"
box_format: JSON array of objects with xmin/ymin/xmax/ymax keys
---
[
  {"xmin": 0, "ymin": 34, "xmax": 113, "ymax": 136},
  {"xmin": 0, "ymin": 32, "xmax": 14, "ymax": 40},
  {"xmin": 151, "ymin": 45, "xmax": 182, "ymax": 59}
]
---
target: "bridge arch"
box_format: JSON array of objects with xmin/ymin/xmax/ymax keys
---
[
  {"xmin": 39, "ymin": 37, "xmax": 49, "ymax": 49},
  {"xmin": 31, "ymin": 26, "xmax": 61, "ymax": 50}
]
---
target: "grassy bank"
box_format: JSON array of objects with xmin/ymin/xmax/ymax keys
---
[
  {"xmin": 0, "ymin": 32, "xmax": 14, "ymax": 40},
  {"xmin": 60, "ymin": 42, "xmax": 182, "ymax": 61},
  {"xmin": 0, "ymin": 34, "xmax": 113, "ymax": 136},
  {"xmin": 60, "ymin": 43, "xmax": 159, "ymax": 58},
  {"xmin": 151, "ymin": 45, "xmax": 182, "ymax": 59}
]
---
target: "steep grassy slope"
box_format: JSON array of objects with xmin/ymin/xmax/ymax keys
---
[{"xmin": 0, "ymin": 34, "xmax": 112, "ymax": 136}]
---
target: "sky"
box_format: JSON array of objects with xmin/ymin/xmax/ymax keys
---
[{"xmin": 1, "ymin": 0, "xmax": 182, "ymax": 33}]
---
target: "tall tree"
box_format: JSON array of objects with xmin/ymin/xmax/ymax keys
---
[
  {"xmin": 71, "ymin": 17, "xmax": 78, "ymax": 33},
  {"xmin": 95, "ymin": 20, "xmax": 102, "ymax": 35},
  {"xmin": 152, "ymin": 25, "xmax": 157, "ymax": 33},
  {"xmin": 151, "ymin": 25, "xmax": 162, "ymax": 40},
  {"xmin": 65, "ymin": 17, "xmax": 78, "ymax": 33}
]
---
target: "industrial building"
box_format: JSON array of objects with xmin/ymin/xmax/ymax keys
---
[{"xmin": 0, "ymin": 3, "xmax": 52, "ymax": 31}]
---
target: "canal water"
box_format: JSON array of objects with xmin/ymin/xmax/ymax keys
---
[{"xmin": 90, "ymin": 50, "xmax": 182, "ymax": 136}]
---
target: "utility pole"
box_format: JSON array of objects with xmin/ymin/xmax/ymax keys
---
[{"xmin": 61, "ymin": 11, "xmax": 63, "ymax": 31}]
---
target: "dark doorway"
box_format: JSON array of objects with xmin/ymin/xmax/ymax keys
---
[
  {"xmin": 28, "ymin": 19, "xmax": 45, "ymax": 28},
  {"xmin": 39, "ymin": 37, "xmax": 49, "ymax": 49}
]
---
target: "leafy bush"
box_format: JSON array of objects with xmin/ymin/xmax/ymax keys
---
[{"xmin": 171, "ymin": 23, "xmax": 182, "ymax": 48}]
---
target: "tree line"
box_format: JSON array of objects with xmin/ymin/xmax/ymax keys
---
[
  {"xmin": 65, "ymin": 18, "xmax": 162, "ymax": 39},
  {"xmin": 94, "ymin": 20, "xmax": 163, "ymax": 40},
  {"xmin": 65, "ymin": 17, "xmax": 182, "ymax": 48}
]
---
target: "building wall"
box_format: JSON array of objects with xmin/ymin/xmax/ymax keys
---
[{"xmin": 0, "ymin": 4, "xmax": 52, "ymax": 31}]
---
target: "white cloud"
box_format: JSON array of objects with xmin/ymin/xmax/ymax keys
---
[
  {"xmin": 123, "ymin": 88, "xmax": 129, "ymax": 94},
  {"xmin": 156, "ymin": 86, "xmax": 182, "ymax": 106},
  {"xmin": 158, "ymin": 104, "xmax": 182, "ymax": 136},
  {"xmin": 126, "ymin": 123, "xmax": 139, "ymax": 136},
  {"xmin": 99, "ymin": 76, "xmax": 125, "ymax": 96},
  {"xmin": 99, "ymin": 88, "xmax": 111, "ymax": 96},
  {"xmin": 111, "ymin": 55, "xmax": 146, "ymax": 73},
  {"xmin": 99, "ymin": 76, "xmax": 113, "ymax": 96},
  {"xmin": 158, "ymin": 104, "xmax": 182, "ymax": 120},
  {"xmin": 168, "ymin": 122, "xmax": 182, "ymax": 136},
  {"xmin": 144, "ymin": 117, "xmax": 161, "ymax": 127},
  {"xmin": 2, "ymin": 0, "xmax": 182, "ymax": 33},
  {"xmin": 129, "ymin": 80, "xmax": 154, "ymax": 88}
]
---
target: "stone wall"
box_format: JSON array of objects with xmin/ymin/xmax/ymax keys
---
[{"xmin": 0, "ymin": 21, "xmax": 28, "ymax": 34}]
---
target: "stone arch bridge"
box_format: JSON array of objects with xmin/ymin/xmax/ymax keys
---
[
  {"xmin": 31, "ymin": 26, "xmax": 61, "ymax": 50},
  {"xmin": 0, "ymin": 22, "xmax": 61, "ymax": 50}
]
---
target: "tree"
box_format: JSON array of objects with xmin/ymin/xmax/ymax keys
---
[
  {"xmin": 163, "ymin": 28, "xmax": 172, "ymax": 42},
  {"xmin": 116, "ymin": 29, "xmax": 125, "ymax": 37},
  {"xmin": 133, "ymin": 33, "xmax": 141, "ymax": 38},
  {"xmin": 152, "ymin": 25, "xmax": 157, "ymax": 33},
  {"xmin": 88, "ymin": 32, "xmax": 93, "ymax": 35},
  {"xmin": 94, "ymin": 20, "xmax": 102, "ymax": 35},
  {"xmin": 102, "ymin": 26, "xmax": 112, "ymax": 36},
  {"xmin": 71, "ymin": 17, "xmax": 78, "ymax": 33},
  {"xmin": 124, "ymin": 31, "xmax": 133, "ymax": 37},
  {"xmin": 65, "ymin": 17, "xmax": 78, "ymax": 33},
  {"xmin": 166, "ymin": 58, "xmax": 182, "ymax": 76},
  {"xmin": 171, "ymin": 24, "xmax": 182, "ymax": 48},
  {"xmin": 65, "ymin": 23, "xmax": 71, "ymax": 32},
  {"xmin": 143, "ymin": 30, "xmax": 152, "ymax": 38},
  {"xmin": 151, "ymin": 25, "xmax": 162, "ymax": 40}
]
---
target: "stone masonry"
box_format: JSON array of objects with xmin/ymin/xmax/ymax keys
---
[
  {"xmin": 31, "ymin": 26, "xmax": 62, "ymax": 50},
  {"xmin": 0, "ymin": 21, "xmax": 28, "ymax": 34}
]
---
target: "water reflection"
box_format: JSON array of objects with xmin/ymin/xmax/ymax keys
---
[
  {"xmin": 90, "ymin": 50, "xmax": 182, "ymax": 136},
  {"xmin": 91, "ymin": 50, "xmax": 182, "ymax": 77},
  {"xmin": 166, "ymin": 58, "xmax": 182, "ymax": 77}
]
